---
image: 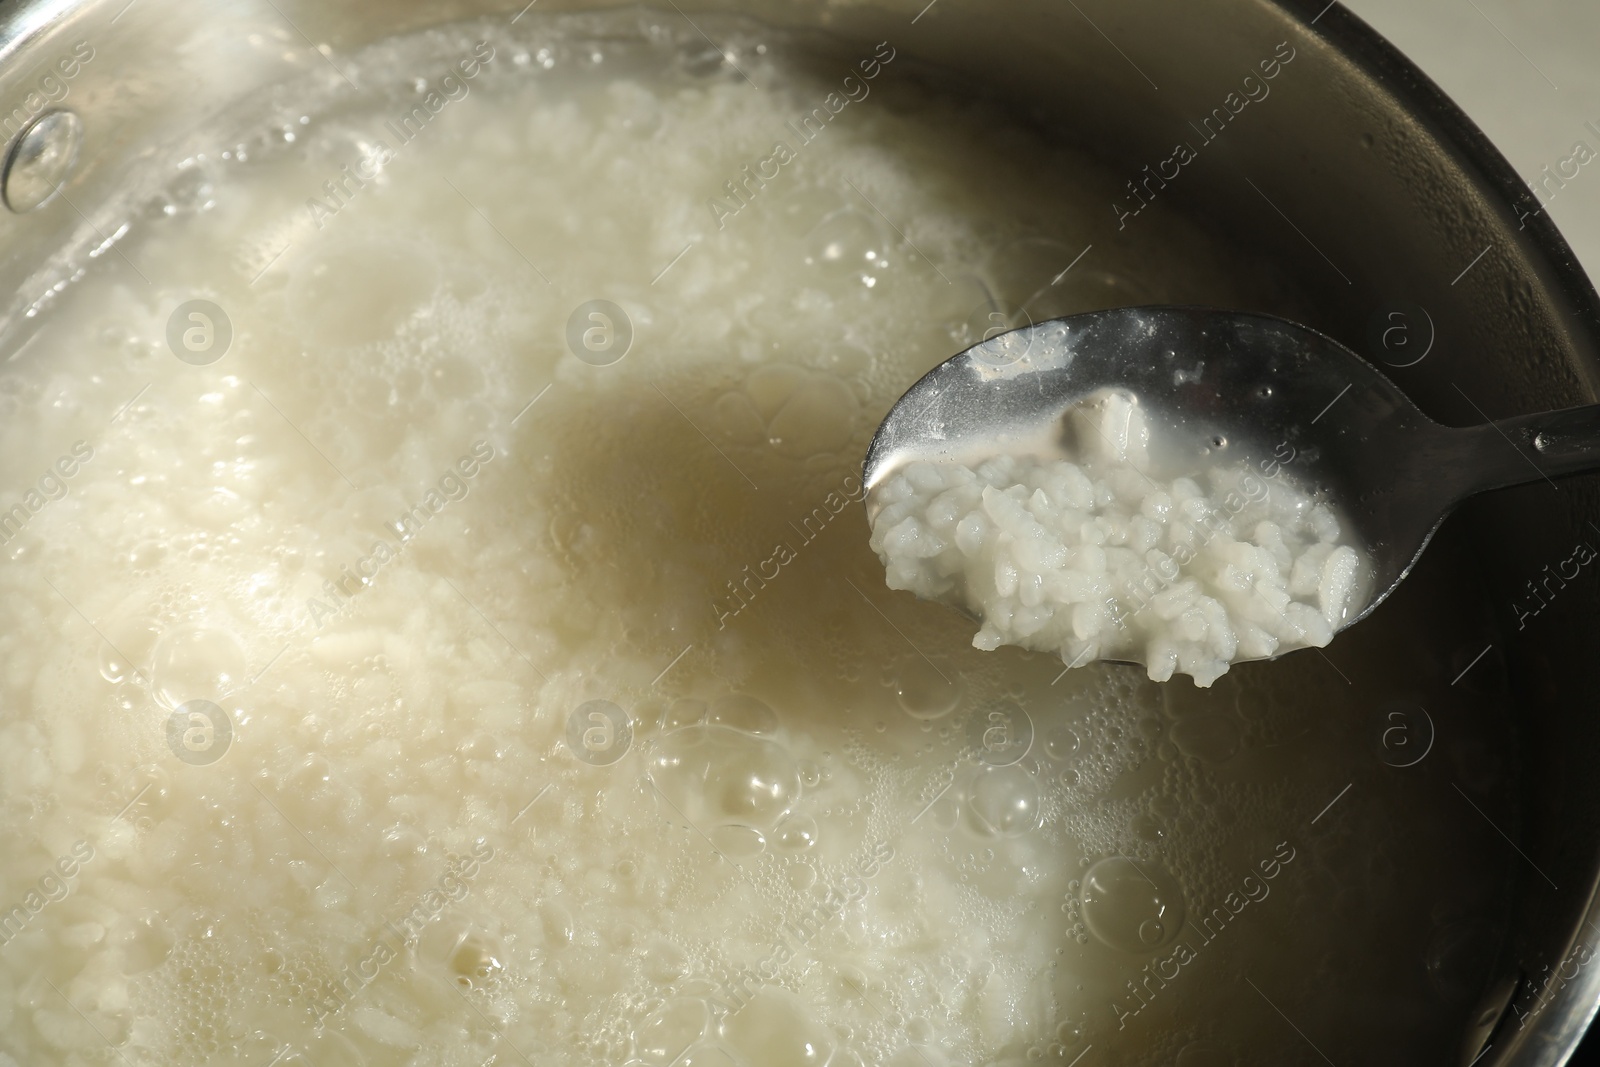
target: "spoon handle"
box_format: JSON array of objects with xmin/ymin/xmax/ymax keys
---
[{"xmin": 1450, "ymin": 403, "xmax": 1600, "ymax": 499}]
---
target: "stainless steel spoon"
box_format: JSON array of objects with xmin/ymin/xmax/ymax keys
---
[{"xmin": 863, "ymin": 306, "xmax": 1600, "ymax": 636}]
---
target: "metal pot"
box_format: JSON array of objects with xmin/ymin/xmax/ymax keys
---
[{"xmin": 0, "ymin": 0, "xmax": 1593, "ymax": 1063}]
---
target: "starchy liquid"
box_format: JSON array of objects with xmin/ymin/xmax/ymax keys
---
[{"xmin": 0, "ymin": 13, "xmax": 1516, "ymax": 1067}]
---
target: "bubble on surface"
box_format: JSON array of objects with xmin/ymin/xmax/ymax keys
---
[
  {"xmin": 805, "ymin": 207, "xmax": 887, "ymax": 281},
  {"xmin": 289, "ymin": 1026, "xmax": 369, "ymax": 1066},
  {"xmin": 764, "ymin": 373, "xmax": 858, "ymax": 458},
  {"xmin": 734, "ymin": 363, "xmax": 860, "ymax": 459},
  {"xmin": 636, "ymin": 998, "xmax": 711, "ymax": 1064},
  {"xmin": 722, "ymin": 988, "xmax": 832, "ymax": 1067},
  {"xmin": 1042, "ymin": 723, "xmax": 1080, "ymax": 761},
  {"xmin": 448, "ymin": 931, "xmax": 506, "ymax": 989},
  {"xmin": 655, "ymin": 696, "xmax": 706, "ymax": 730},
  {"xmin": 642, "ymin": 940, "xmax": 689, "ymax": 985},
  {"xmin": 677, "ymin": 1045, "xmax": 741, "ymax": 1067},
  {"xmin": 963, "ymin": 765, "xmax": 1041, "ymax": 838},
  {"xmin": 797, "ymin": 759, "xmax": 822, "ymax": 789},
  {"xmin": 152, "ymin": 625, "xmax": 247, "ymax": 708},
  {"xmin": 966, "ymin": 699, "xmax": 1034, "ymax": 766},
  {"xmin": 650, "ymin": 724, "xmax": 801, "ymax": 832},
  {"xmin": 101, "ymin": 617, "xmax": 162, "ymax": 682},
  {"xmin": 774, "ymin": 814, "xmax": 818, "ymax": 850},
  {"xmin": 711, "ymin": 823, "xmax": 767, "ymax": 858},
  {"xmin": 708, "ymin": 693, "xmax": 781, "ymax": 736},
  {"xmin": 896, "ymin": 662, "xmax": 961, "ymax": 720},
  {"xmin": 1080, "ymin": 856, "xmax": 1185, "ymax": 953}
]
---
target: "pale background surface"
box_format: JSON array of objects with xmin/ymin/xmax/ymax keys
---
[{"xmin": 1342, "ymin": 0, "xmax": 1600, "ymax": 285}]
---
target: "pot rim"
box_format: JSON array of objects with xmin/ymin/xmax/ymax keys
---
[{"xmin": 0, "ymin": 0, "xmax": 1593, "ymax": 1062}]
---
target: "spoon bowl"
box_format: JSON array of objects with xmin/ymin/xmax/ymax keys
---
[{"xmin": 864, "ymin": 306, "xmax": 1600, "ymax": 639}]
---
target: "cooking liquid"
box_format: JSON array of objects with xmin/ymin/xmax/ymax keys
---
[{"xmin": 0, "ymin": 14, "xmax": 1518, "ymax": 1066}]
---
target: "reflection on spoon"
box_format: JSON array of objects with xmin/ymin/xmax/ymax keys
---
[{"xmin": 862, "ymin": 307, "xmax": 1600, "ymax": 685}]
